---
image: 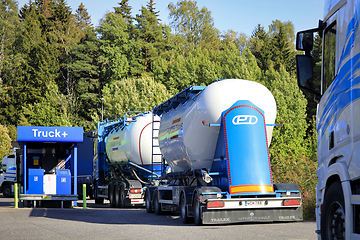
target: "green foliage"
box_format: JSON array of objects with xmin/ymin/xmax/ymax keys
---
[
  {"xmin": 265, "ymin": 65, "xmax": 309, "ymax": 161},
  {"xmin": 168, "ymin": 0, "xmax": 220, "ymax": 52},
  {"xmin": 264, "ymin": 65, "xmax": 317, "ymax": 220},
  {"xmin": 102, "ymin": 75, "xmax": 171, "ymax": 120},
  {"xmin": 0, "ymin": 124, "xmax": 12, "ymax": 161},
  {"xmin": 249, "ymin": 20, "xmax": 296, "ymax": 73},
  {"xmin": 220, "ymin": 30, "xmax": 248, "ymax": 53},
  {"xmin": 114, "ymin": 0, "xmax": 133, "ymax": 25},
  {"xmin": 0, "ymin": 0, "xmax": 19, "ymax": 82},
  {"xmin": 134, "ymin": 1, "xmax": 169, "ymax": 73},
  {"xmin": 272, "ymin": 153, "xmax": 317, "ymax": 220},
  {"xmin": 68, "ymin": 27, "xmax": 100, "ymax": 131},
  {"xmin": 97, "ymin": 12, "xmax": 132, "ymax": 84},
  {"xmin": 249, "ymin": 24, "xmax": 272, "ymax": 72},
  {"xmin": 22, "ymin": 81, "xmax": 72, "ymax": 126},
  {"xmin": 3, "ymin": 0, "xmax": 317, "ymax": 219}
]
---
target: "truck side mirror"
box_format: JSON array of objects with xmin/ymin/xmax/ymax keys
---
[
  {"xmin": 296, "ymin": 31, "xmax": 314, "ymax": 52},
  {"xmin": 296, "ymin": 55, "xmax": 321, "ymax": 97}
]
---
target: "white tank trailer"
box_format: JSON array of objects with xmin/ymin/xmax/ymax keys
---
[
  {"xmin": 145, "ymin": 79, "xmax": 303, "ymax": 225},
  {"xmin": 93, "ymin": 79, "xmax": 303, "ymax": 225},
  {"xmin": 93, "ymin": 111, "xmax": 162, "ymax": 207},
  {"xmin": 157, "ymin": 79, "xmax": 276, "ymax": 173}
]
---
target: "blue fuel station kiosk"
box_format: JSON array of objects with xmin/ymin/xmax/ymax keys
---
[{"xmin": 17, "ymin": 126, "xmax": 83, "ymax": 207}]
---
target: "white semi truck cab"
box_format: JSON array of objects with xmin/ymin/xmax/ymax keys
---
[
  {"xmin": 296, "ymin": 0, "xmax": 360, "ymax": 239},
  {"xmin": 0, "ymin": 150, "xmax": 17, "ymax": 197}
]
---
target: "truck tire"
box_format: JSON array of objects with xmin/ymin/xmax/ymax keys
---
[
  {"xmin": 180, "ymin": 193, "xmax": 193, "ymax": 224},
  {"xmin": 193, "ymin": 192, "xmax": 202, "ymax": 226},
  {"xmin": 109, "ymin": 182, "xmax": 116, "ymax": 207},
  {"xmin": 154, "ymin": 190, "xmax": 162, "ymax": 215},
  {"xmin": 119, "ymin": 184, "xmax": 126, "ymax": 208},
  {"xmin": 94, "ymin": 181, "xmax": 104, "ymax": 204},
  {"xmin": 115, "ymin": 182, "xmax": 121, "ymax": 208},
  {"xmin": 321, "ymin": 181, "xmax": 345, "ymax": 240},
  {"xmin": 145, "ymin": 189, "xmax": 153, "ymax": 213},
  {"xmin": 2, "ymin": 183, "xmax": 12, "ymax": 198}
]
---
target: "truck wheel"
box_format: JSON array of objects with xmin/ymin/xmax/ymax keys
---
[
  {"xmin": 180, "ymin": 193, "xmax": 193, "ymax": 224},
  {"xmin": 120, "ymin": 184, "xmax": 126, "ymax": 208},
  {"xmin": 321, "ymin": 181, "xmax": 345, "ymax": 240},
  {"xmin": 154, "ymin": 190, "xmax": 162, "ymax": 215},
  {"xmin": 109, "ymin": 182, "xmax": 116, "ymax": 207},
  {"xmin": 145, "ymin": 189, "xmax": 153, "ymax": 213},
  {"xmin": 94, "ymin": 181, "xmax": 104, "ymax": 204},
  {"xmin": 193, "ymin": 193, "xmax": 202, "ymax": 226},
  {"xmin": 2, "ymin": 184, "xmax": 12, "ymax": 198},
  {"xmin": 115, "ymin": 182, "xmax": 121, "ymax": 208}
]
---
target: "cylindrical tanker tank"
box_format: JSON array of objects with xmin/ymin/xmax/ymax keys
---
[
  {"xmin": 104, "ymin": 112, "xmax": 161, "ymax": 169},
  {"xmin": 158, "ymin": 79, "xmax": 276, "ymax": 173}
]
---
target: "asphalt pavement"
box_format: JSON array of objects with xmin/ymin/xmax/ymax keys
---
[{"xmin": 0, "ymin": 194, "xmax": 317, "ymax": 240}]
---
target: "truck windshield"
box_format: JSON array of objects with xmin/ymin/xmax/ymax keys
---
[{"xmin": 323, "ymin": 22, "xmax": 337, "ymax": 93}]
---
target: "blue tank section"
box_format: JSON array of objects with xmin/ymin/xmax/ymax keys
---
[{"xmin": 212, "ymin": 100, "xmax": 274, "ymax": 196}]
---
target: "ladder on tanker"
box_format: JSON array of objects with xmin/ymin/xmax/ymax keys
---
[{"xmin": 151, "ymin": 114, "xmax": 163, "ymax": 179}]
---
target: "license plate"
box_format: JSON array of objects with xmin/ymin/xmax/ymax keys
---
[
  {"xmin": 129, "ymin": 194, "xmax": 142, "ymax": 199},
  {"xmin": 245, "ymin": 200, "xmax": 265, "ymax": 206}
]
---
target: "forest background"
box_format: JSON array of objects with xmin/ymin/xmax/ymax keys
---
[{"xmin": 0, "ymin": 0, "xmax": 321, "ymax": 219}]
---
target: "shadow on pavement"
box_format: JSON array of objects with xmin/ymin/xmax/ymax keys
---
[{"xmin": 0, "ymin": 194, "xmax": 186, "ymax": 226}]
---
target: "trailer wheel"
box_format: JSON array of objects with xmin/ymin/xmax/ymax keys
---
[
  {"xmin": 94, "ymin": 181, "xmax": 104, "ymax": 204},
  {"xmin": 193, "ymin": 192, "xmax": 203, "ymax": 226},
  {"xmin": 120, "ymin": 184, "xmax": 126, "ymax": 208},
  {"xmin": 145, "ymin": 189, "xmax": 153, "ymax": 213},
  {"xmin": 154, "ymin": 190, "xmax": 162, "ymax": 215},
  {"xmin": 115, "ymin": 182, "xmax": 121, "ymax": 207},
  {"xmin": 109, "ymin": 182, "xmax": 116, "ymax": 207},
  {"xmin": 321, "ymin": 181, "xmax": 345, "ymax": 240},
  {"xmin": 2, "ymin": 183, "xmax": 12, "ymax": 198},
  {"xmin": 180, "ymin": 193, "xmax": 193, "ymax": 224}
]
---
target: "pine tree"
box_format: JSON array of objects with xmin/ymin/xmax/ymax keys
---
[
  {"xmin": 269, "ymin": 20, "xmax": 296, "ymax": 73},
  {"xmin": 0, "ymin": 0, "xmax": 19, "ymax": 85},
  {"xmin": 135, "ymin": 0, "xmax": 169, "ymax": 73},
  {"xmin": 69, "ymin": 27, "xmax": 100, "ymax": 130},
  {"xmin": 114, "ymin": 0, "xmax": 133, "ymax": 25},
  {"xmin": 75, "ymin": 3, "xmax": 93, "ymax": 32},
  {"xmin": 270, "ymin": 24, "xmax": 295, "ymax": 72},
  {"xmin": 97, "ymin": 12, "xmax": 131, "ymax": 84},
  {"xmin": 248, "ymin": 24, "xmax": 272, "ymax": 72},
  {"xmin": 0, "ymin": 0, "xmax": 20, "ymax": 132}
]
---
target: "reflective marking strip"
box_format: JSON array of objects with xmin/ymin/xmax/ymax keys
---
[
  {"xmin": 170, "ymin": 134, "xmax": 178, "ymax": 139},
  {"xmin": 229, "ymin": 184, "xmax": 274, "ymax": 194},
  {"xmin": 113, "ymin": 137, "xmax": 119, "ymax": 140},
  {"xmin": 172, "ymin": 118, "xmax": 181, "ymax": 124},
  {"xmin": 139, "ymin": 122, "xmax": 153, "ymax": 165}
]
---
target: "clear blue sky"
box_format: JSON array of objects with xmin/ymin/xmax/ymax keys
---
[{"xmin": 16, "ymin": 0, "xmax": 325, "ymax": 37}]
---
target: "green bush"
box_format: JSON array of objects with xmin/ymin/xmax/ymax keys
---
[
  {"xmin": 0, "ymin": 124, "xmax": 12, "ymax": 162},
  {"xmin": 272, "ymin": 152, "xmax": 317, "ymax": 220}
]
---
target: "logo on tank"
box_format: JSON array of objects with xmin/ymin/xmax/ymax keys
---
[{"xmin": 232, "ymin": 115, "xmax": 258, "ymax": 125}]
